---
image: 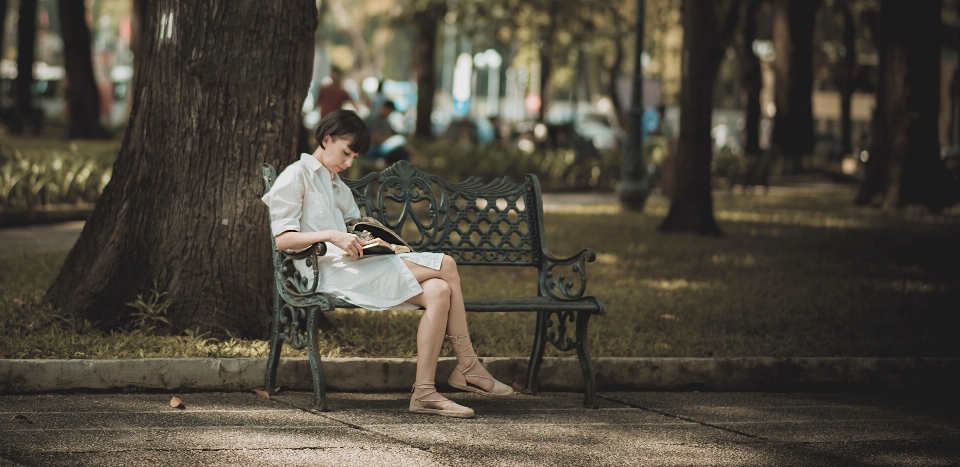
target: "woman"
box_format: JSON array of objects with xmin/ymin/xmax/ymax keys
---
[{"xmin": 262, "ymin": 110, "xmax": 512, "ymax": 419}]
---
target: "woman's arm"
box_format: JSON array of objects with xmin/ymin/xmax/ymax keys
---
[{"xmin": 275, "ymin": 230, "xmax": 376, "ymax": 259}]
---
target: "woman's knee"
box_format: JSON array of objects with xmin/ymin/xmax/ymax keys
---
[
  {"xmin": 440, "ymin": 254, "xmax": 460, "ymax": 281},
  {"xmin": 421, "ymin": 278, "xmax": 452, "ymax": 304}
]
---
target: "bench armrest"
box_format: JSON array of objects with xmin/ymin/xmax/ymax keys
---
[
  {"xmin": 539, "ymin": 248, "xmax": 596, "ymax": 300},
  {"xmin": 274, "ymin": 242, "xmax": 328, "ymax": 300}
]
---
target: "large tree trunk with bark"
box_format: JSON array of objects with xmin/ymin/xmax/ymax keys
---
[
  {"xmin": 127, "ymin": 0, "xmax": 147, "ymax": 120},
  {"xmin": 58, "ymin": 0, "xmax": 108, "ymax": 139},
  {"xmin": 0, "ymin": 1, "xmax": 7, "ymax": 64},
  {"xmin": 46, "ymin": 1, "xmax": 318, "ymax": 337},
  {"xmin": 738, "ymin": 0, "xmax": 763, "ymax": 155},
  {"xmin": 659, "ymin": 0, "xmax": 741, "ymax": 236},
  {"xmin": 537, "ymin": 0, "xmax": 559, "ymax": 123},
  {"xmin": 838, "ymin": 0, "xmax": 856, "ymax": 156},
  {"xmin": 13, "ymin": 0, "xmax": 37, "ymax": 135},
  {"xmin": 414, "ymin": 3, "xmax": 444, "ymax": 139},
  {"xmin": 771, "ymin": 0, "xmax": 820, "ymax": 168},
  {"xmin": 855, "ymin": 0, "xmax": 956, "ymax": 211}
]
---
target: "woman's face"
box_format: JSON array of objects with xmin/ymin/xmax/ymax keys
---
[{"xmin": 318, "ymin": 135, "xmax": 359, "ymax": 175}]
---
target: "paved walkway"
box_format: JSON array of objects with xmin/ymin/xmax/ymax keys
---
[{"xmin": 1, "ymin": 390, "xmax": 957, "ymax": 466}]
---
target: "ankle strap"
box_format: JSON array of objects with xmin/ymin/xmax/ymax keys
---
[
  {"xmin": 445, "ymin": 333, "xmax": 476, "ymax": 356},
  {"xmin": 412, "ymin": 381, "xmax": 436, "ymax": 389}
]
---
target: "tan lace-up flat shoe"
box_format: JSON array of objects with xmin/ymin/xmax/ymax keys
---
[
  {"xmin": 445, "ymin": 333, "xmax": 515, "ymax": 397},
  {"xmin": 409, "ymin": 381, "xmax": 475, "ymax": 418}
]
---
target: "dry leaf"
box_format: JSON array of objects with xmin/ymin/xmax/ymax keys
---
[
  {"xmin": 659, "ymin": 314, "xmax": 679, "ymax": 321},
  {"xmin": 169, "ymin": 396, "xmax": 185, "ymax": 410},
  {"xmin": 253, "ymin": 388, "xmax": 270, "ymax": 399},
  {"xmin": 654, "ymin": 342, "xmax": 672, "ymax": 350},
  {"xmin": 11, "ymin": 414, "xmax": 32, "ymax": 423},
  {"xmin": 12, "ymin": 298, "xmax": 24, "ymax": 306},
  {"xmin": 274, "ymin": 386, "xmax": 282, "ymax": 394}
]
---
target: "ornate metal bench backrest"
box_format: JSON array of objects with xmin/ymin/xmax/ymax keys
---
[{"xmin": 342, "ymin": 161, "xmax": 544, "ymax": 267}]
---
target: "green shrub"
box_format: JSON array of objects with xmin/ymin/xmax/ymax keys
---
[
  {"xmin": 0, "ymin": 140, "xmax": 119, "ymax": 210},
  {"xmin": 410, "ymin": 140, "xmax": 622, "ymax": 191}
]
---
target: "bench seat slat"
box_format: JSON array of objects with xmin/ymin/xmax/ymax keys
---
[{"xmin": 333, "ymin": 297, "xmax": 602, "ymax": 313}]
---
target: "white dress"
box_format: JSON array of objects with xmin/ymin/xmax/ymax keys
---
[{"xmin": 262, "ymin": 154, "xmax": 442, "ymax": 310}]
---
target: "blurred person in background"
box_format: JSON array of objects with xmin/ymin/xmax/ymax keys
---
[{"xmin": 315, "ymin": 67, "xmax": 356, "ymax": 116}]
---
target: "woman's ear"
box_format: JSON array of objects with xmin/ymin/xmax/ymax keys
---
[{"xmin": 320, "ymin": 135, "xmax": 331, "ymax": 149}]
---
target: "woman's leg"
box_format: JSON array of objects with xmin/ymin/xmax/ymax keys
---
[
  {"xmin": 404, "ymin": 278, "xmax": 454, "ymax": 409},
  {"xmin": 403, "ymin": 256, "xmax": 497, "ymax": 392}
]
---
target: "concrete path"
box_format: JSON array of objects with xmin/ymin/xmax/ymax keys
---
[{"xmin": 1, "ymin": 390, "xmax": 957, "ymax": 466}]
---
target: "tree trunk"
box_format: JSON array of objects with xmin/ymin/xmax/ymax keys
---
[
  {"xmin": 414, "ymin": 3, "xmax": 444, "ymax": 139},
  {"xmin": 14, "ymin": 0, "xmax": 37, "ymax": 135},
  {"xmin": 127, "ymin": 0, "xmax": 147, "ymax": 119},
  {"xmin": 771, "ymin": 0, "xmax": 820, "ymax": 167},
  {"xmin": 605, "ymin": 3, "xmax": 628, "ymax": 131},
  {"xmin": 659, "ymin": 0, "xmax": 741, "ymax": 236},
  {"xmin": 738, "ymin": 0, "xmax": 763, "ymax": 155},
  {"xmin": 0, "ymin": 1, "xmax": 7, "ymax": 66},
  {"xmin": 855, "ymin": 0, "xmax": 956, "ymax": 211},
  {"xmin": 45, "ymin": 0, "xmax": 318, "ymax": 337},
  {"xmin": 58, "ymin": 0, "xmax": 108, "ymax": 139},
  {"xmin": 538, "ymin": 0, "xmax": 559, "ymax": 123},
  {"xmin": 838, "ymin": 0, "xmax": 856, "ymax": 156}
]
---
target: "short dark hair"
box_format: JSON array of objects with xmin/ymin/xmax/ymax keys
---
[{"xmin": 315, "ymin": 109, "xmax": 371, "ymax": 155}]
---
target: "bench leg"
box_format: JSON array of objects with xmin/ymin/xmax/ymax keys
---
[
  {"xmin": 306, "ymin": 307, "xmax": 329, "ymax": 412},
  {"xmin": 264, "ymin": 290, "xmax": 283, "ymax": 397},
  {"xmin": 576, "ymin": 311, "xmax": 598, "ymax": 409},
  {"xmin": 525, "ymin": 311, "xmax": 549, "ymax": 395}
]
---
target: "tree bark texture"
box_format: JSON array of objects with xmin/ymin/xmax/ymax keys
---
[
  {"xmin": 838, "ymin": 0, "xmax": 856, "ymax": 156},
  {"xmin": 14, "ymin": 0, "xmax": 37, "ymax": 135},
  {"xmin": 659, "ymin": 0, "xmax": 741, "ymax": 236},
  {"xmin": 0, "ymin": 1, "xmax": 7, "ymax": 66},
  {"xmin": 856, "ymin": 0, "xmax": 956, "ymax": 211},
  {"xmin": 58, "ymin": 0, "xmax": 108, "ymax": 139},
  {"xmin": 771, "ymin": 0, "xmax": 819, "ymax": 163},
  {"xmin": 414, "ymin": 3, "xmax": 444, "ymax": 139},
  {"xmin": 605, "ymin": 2, "xmax": 628, "ymax": 131},
  {"xmin": 538, "ymin": 0, "xmax": 559, "ymax": 123},
  {"xmin": 738, "ymin": 0, "xmax": 763, "ymax": 155},
  {"xmin": 46, "ymin": 0, "xmax": 318, "ymax": 337},
  {"xmin": 128, "ymin": 0, "xmax": 147, "ymax": 118}
]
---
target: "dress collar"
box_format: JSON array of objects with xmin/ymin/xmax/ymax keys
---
[{"xmin": 300, "ymin": 153, "xmax": 339, "ymax": 182}]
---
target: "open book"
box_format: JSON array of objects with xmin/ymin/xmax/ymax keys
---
[{"xmin": 346, "ymin": 217, "xmax": 413, "ymax": 256}]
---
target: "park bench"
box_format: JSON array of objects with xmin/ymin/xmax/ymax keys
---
[{"xmin": 261, "ymin": 161, "xmax": 604, "ymax": 411}]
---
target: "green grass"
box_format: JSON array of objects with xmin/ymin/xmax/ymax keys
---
[{"xmin": 3, "ymin": 185, "xmax": 959, "ymax": 360}]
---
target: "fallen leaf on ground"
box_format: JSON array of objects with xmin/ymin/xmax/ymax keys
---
[
  {"xmin": 654, "ymin": 342, "xmax": 672, "ymax": 350},
  {"xmin": 253, "ymin": 388, "xmax": 270, "ymax": 399},
  {"xmin": 275, "ymin": 386, "xmax": 282, "ymax": 394},
  {"xmin": 169, "ymin": 396, "xmax": 185, "ymax": 409},
  {"xmin": 659, "ymin": 314, "xmax": 679, "ymax": 321},
  {"xmin": 11, "ymin": 414, "xmax": 32, "ymax": 423},
  {"xmin": 12, "ymin": 298, "xmax": 24, "ymax": 306}
]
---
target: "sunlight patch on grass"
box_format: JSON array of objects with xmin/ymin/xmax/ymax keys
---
[
  {"xmin": 710, "ymin": 253, "xmax": 764, "ymax": 267},
  {"xmin": 551, "ymin": 204, "xmax": 623, "ymax": 215},
  {"xmin": 877, "ymin": 280, "xmax": 951, "ymax": 294},
  {"xmin": 715, "ymin": 210, "xmax": 872, "ymax": 228},
  {"xmin": 638, "ymin": 279, "xmax": 720, "ymax": 291}
]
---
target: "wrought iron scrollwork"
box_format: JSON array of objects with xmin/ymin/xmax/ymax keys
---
[
  {"xmin": 275, "ymin": 303, "xmax": 313, "ymax": 350},
  {"xmin": 545, "ymin": 310, "xmax": 577, "ymax": 351},
  {"xmin": 540, "ymin": 249, "xmax": 596, "ymax": 300},
  {"xmin": 344, "ymin": 161, "xmax": 538, "ymax": 266}
]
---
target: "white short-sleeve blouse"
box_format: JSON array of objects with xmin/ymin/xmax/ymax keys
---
[{"xmin": 261, "ymin": 154, "xmax": 442, "ymax": 310}]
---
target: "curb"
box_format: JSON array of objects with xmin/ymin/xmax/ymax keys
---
[
  {"xmin": 2, "ymin": 357, "xmax": 958, "ymax": 393},
  {"xmin": 0, "ymin": 205, "xmax": 93, "ymax": 228}
]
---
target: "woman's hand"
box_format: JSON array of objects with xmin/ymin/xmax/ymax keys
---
[{"xmin": 329, "ymin": 231, "xmax": 375, "ymax": 259}]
